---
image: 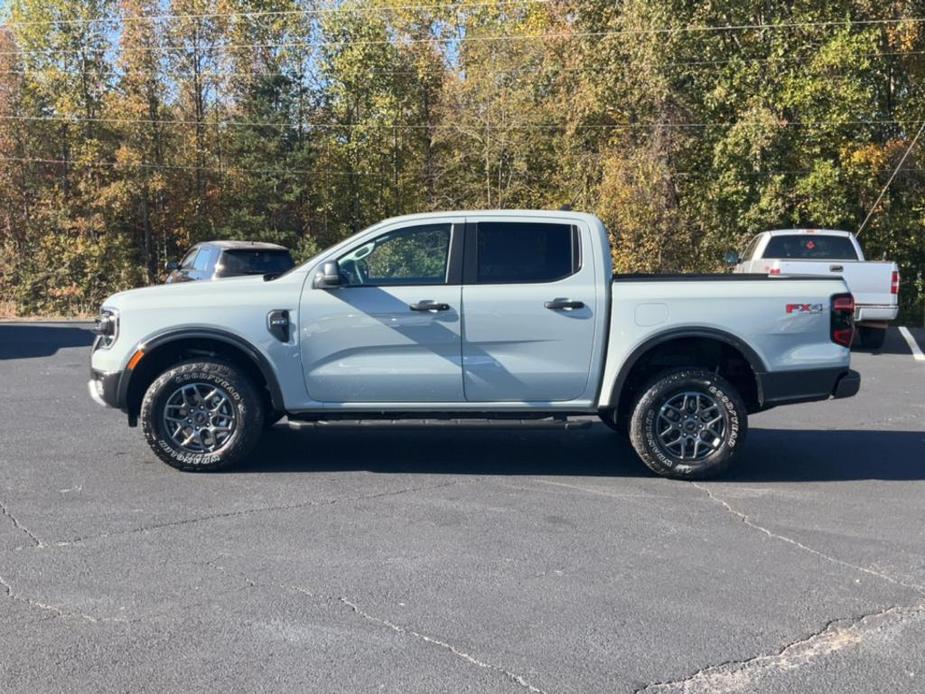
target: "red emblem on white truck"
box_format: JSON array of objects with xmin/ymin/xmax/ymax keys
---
[{"xmin": 786, "ymin": 303, "xmax": 824, "ymax": 314}]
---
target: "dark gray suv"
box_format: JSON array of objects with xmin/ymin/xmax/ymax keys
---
[{"xmin": 165, "ymin": 241, "xmax": 294, "ymax": 283}]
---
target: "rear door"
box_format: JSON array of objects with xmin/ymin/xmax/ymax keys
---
[{"xmin": 461, "ymin": 218, "xmax": 598, "ymax": 402}]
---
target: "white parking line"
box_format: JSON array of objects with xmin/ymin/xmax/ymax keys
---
[{"xmin": 898, "ymin": 326, "xmax": 925, "ymax": 362}]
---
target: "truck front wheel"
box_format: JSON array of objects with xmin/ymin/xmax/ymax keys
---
[
  {"xmin": 140, "ymin": 360, "xmax": 265, "ymax": 471},
  {"xmin": 628, "ymin": 368, "xmax": 747, "ymax": 480}
]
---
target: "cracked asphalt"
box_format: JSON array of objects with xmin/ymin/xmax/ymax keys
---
[{"xmin": 1, "ymin": 322, "xmax": 924, "ymax": 693}]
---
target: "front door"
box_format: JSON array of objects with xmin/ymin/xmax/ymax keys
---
[
  {"xmin": 461, "ymin": 219, "xmax": 598, "ymax": 402},
  {"xmin": 300, "ymin": 220, "xmax": 464, "ymax": 404}
]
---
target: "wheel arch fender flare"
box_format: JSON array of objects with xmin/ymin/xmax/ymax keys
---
[
  {"xmin": 118, "ymin": 327, "xmax": 286, "ymax": 415},
  {"xmin": 602, "ymin": 326, "xmax": 769, "ymax": 409}
]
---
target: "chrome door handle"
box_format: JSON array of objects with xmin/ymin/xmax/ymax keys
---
[
  {"xmin": 410, "ymin": 301, "xmax": 450, "ymax": 312},
  {"xmin": 545, "ymin": 299, "xmax": 585, "ymax": 310}
]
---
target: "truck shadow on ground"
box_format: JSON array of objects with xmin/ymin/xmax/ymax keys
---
[
  {"xmin": 0, "ymin": 324, "xmax": 94, "ymax": 359},
  {"xmin": 243, "ymin": 425, "xmax": 925, "ymax": 482},
  {"xmin": 852, "ymin": 326, "xmax": 920, "ymax": 356}
]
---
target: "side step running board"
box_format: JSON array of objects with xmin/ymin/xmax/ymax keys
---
[{"xmin": 287, "ymin": 418, "xmax": 593, "ymax": 431}]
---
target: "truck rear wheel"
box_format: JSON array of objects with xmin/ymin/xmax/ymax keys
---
[
  {"xmin": 629, "ymin": 368, "xmax": 747, "ymax": 480},
  {"xmin": 856, "ymin": 326, "xmax": 886, "ymax": 350},
  {"xmin": 140, "ymin": 360, "xmax": 265, "ymax": 471}
]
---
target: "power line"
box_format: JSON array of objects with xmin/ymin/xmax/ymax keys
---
[
  {"xmin": 4, "ymin": 16, "xmax": 925, "ymax": 57},
  {"xmin": 0, "ymin": 155, "xmax": 385, "ymax": 177},
  {"xmin": 3, "ymin": 48, "xmax": 922, "ymax": 78},
  {"xmin": 3, "ymin": 155, "xmax": 923, "ymax": 180},
  {"xmin": 0, "ymin": 0, "xmax": 553, "ymax": 27},
  {"xmin": 857, "ymin": 121, "xmax": 925, "ymax": 236},
  {"xmin": 1, "ymin": 113, "xmax": 920, "ymax": 130}
]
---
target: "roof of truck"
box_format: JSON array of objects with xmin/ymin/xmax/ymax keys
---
[
  {"xmin": 763, "ymin": 228, "xmax": 855, "ymax": 238},
  {"xmin": 373, "ymin": 209, "xmax": 603, "ymax": 226},
  {"xmin": 199, "ymin": 240, "xmax": 290, "ymax": 251}
]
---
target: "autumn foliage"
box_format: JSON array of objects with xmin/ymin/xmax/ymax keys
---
[{"xmin": 0, "ymin": 1, "xmax": 923, "ymax": 318}]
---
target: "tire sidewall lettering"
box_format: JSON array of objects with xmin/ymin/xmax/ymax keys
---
[
  {"xmin": 141, "ymin": 360, "xmax": 262, "ymax": 471},
  {"xmin": 632, "ymin": 369, "xmax": 748, "ymax": 479}
]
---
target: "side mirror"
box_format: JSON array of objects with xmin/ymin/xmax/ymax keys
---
[
  {"xmin": 165, "ymin": 260, "xmax": 179, "ymax": 272},
  {"xmin": 313, "ymin": 260, "xmax": 342, "ymax": 289},
  {"xmin": 723, "ymin": 250, "xmax": 741, "ymax": 267}
]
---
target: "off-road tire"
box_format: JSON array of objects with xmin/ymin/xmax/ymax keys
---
[
  {"xmin": 140, "ymin": 360, "xmax": 264, "ymax": 471},
  {"xmin": 629, "ymin": 368, "xmax": 747, "ymax": 480},
  {"xmin": 856, "ymin": 326, "xmax": 886, "ymax": 350}
]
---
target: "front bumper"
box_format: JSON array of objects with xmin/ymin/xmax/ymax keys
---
[
  {"xmin": 88, "ymin": 369, "xmax": 123, "ymax": 409},
  {"xmin": 758, "ymin": 367, "xmax": 861, "ymax": 408}
]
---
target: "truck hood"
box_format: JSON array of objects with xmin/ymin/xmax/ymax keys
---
[{"xmin": 102, "ymin": 274, "xmax": 287, "ymax": 311}]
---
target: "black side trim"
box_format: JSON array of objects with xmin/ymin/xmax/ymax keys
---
[
  {"xmin": 611, "ymin": 327, "xmax": 768, "ymax": 407},
  {"xmin": 757, "ymin": 367, "xmax": 857, "ymax": 407},
  {"xmin": 119, "ymin": 328, "xmax": 286, "ymax": 413},
  {"xmin": 462, "ymin": 221, "xmax": 478, "ymax": 285},
  {"xmin": 570, "ymin": 225, "xmax": 581, "ymax": 274},
  {"xmin": 446, "ymin": 222, "xmax": 465, "ymax": 285},
  {"xmin": 614, "ymin": 273, "xmax": 844, "ymax": 282}
]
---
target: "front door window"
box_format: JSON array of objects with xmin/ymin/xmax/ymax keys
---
[{"xmin": 339, "ymin": 224, "xmax": 451, "ymax": 286}]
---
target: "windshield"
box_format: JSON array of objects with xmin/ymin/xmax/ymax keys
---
[
  {"xmin": 217, "ymin": 249, "xmax": 294, "ymax": 277},
  {"xmin": 762, "ymin": 234, "xmax": 858, "ymax": 261}
]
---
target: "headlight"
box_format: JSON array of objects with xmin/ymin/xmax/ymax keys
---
[{"xmin": 93, "ymin": 307, "xmax": 119, "ymax": 349}]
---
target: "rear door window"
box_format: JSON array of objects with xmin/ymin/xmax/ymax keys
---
[
  {"xmin": 474, "ymin": 222, "xmax": 577, "ymax": 284},
  {"xmin": 219, "ymin": 250, "xmax": 294, "ymax": 277},
  {"xmin": 762, "ymin": 235, "xmax": 858, "ymax": 260}
]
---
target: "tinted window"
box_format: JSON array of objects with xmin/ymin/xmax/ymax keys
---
[
  {"xmin": 338, "ymin": 224, "xmax": 451, "ymax": 286},
  {"xmin": 762, "ymin": 235, "xmax": 858, "ymax": 260},
  {"xmin": 476, "ymin": 222, "xmax": 575, "ymax": 283},
  {"xmin": 193, "ymin": 246, "xmax": 219, "ymax": 272},
  {"xmin": 218, "ymin": 249, "xmax": 294, "ymax": 277}
]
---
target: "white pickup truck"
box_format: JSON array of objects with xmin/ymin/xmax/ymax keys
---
[
  {"xmin": 89, "ymin": 210, "xmax": 860, "ymax": 479},
  {"xmin": 732, "ymin": 229, "xmax": 899, "ymax": 348}
]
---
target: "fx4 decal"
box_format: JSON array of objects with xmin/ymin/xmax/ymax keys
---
[{"xmin": 786, "ymin": 303, "xmax": 824, "ymax": 314}]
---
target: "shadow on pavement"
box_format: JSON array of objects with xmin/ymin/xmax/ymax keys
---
[
  {"xmin": 851, "ymin": 326, "xmax": 917, "ymax": 356},
  {"xmin": 0, "ymin": 323, "xmax": 94, "ymax": 360},
  {"xmin": 242, "ymin": 425, "xmax": 925, "ymax": 482}
]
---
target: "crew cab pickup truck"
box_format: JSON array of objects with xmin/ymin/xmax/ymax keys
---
[
  {"xmin": 89, "ymin": 210, "xmax": 860, "ymax": 479},
  {"xmin": 732, "ymin": 229, "xmax": 899, "ymax": 349}
]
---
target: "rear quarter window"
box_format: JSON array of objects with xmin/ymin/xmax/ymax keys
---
[{"xmin": 762, "ymin": 235, "xmax": 858, "ymax": 260}]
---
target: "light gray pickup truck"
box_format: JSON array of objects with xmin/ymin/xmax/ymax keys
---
[{"xmin": 89, "ymin": 210, "xmax": 860, "ymax": 479}]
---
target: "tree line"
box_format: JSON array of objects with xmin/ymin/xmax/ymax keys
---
[{"xmin": 0, "ymin": 0, "xmax": 923, "ymax": 320}]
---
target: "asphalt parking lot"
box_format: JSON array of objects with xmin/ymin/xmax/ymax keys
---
[{"xmin": 1, "ymin": 323, "xmax": 924, "ymax": 693}]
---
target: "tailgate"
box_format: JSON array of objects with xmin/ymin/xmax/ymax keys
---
[{"xmin": 767, "ymin": 259, "xmax": 897, "ymax": 307}]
